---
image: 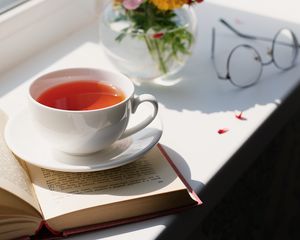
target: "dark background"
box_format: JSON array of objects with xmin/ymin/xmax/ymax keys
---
[{"xmin": 187, "ymin": 103, "xmax": 300, "ymax": 240}]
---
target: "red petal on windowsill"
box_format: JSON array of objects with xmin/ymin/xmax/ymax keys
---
[
  {"xmin": 235, "ymin": 112, "xmax": 247, "ymax": 120},
  {"xmin": 218, "ymin": 128, "xmax": 229, "ymax": 134}
]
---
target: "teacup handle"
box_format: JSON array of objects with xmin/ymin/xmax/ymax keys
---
[{"xmin": 120, "ymin": 94, "xmax": 158, "ymax": 139}]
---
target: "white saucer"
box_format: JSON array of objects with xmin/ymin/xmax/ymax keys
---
[{"xmin": 4, "ymin": 108, "xmax": 163, "ymax": 172}]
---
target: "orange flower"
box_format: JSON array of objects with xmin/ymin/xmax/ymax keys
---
[
  {"xmin": 113, "ymin": 0, "xmax": 123, "ymax": 6},
  {"xmin": 149, "ymin": 0, "xmax": 189, "ymax": 11}
]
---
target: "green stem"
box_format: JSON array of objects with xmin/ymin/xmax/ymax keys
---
[
  {"xmin": 153, "ymin": 39, "xmax": 168, "ymax": 74},
  {"xmin": 143, "ymin": 2, "xmax": 168, "ymax": 74},
  {"xmin": 144, "ymin": 35, "xmax": 168, "ymax": 74},
  {"xmin": 144, "ymin": 34, "xmax": 154, "ymax": 54}
]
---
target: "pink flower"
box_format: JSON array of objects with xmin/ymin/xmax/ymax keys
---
[{"xmin": 123, "ymin": 0, "xmax": 143, "ymax": 10}]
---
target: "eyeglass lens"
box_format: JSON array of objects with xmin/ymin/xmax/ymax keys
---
[
  {"xmin": 228, "ymin": 45, "xmax": 263, "ymax": 87},
  {"xmin": 273, "ymin": 29, "xmax": 298, "ymax": 70}
]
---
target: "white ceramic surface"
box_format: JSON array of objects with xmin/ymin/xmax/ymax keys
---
[
  {"xmin": 28, "ymin": 68, "xmax": 158, "ymax": 155},
  {"xmin": 4, "ymin": 107, "xmax": 162, "ymax": 172}
]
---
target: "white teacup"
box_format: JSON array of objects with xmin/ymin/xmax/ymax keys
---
[{"xmin": 28, "ymin": 68, "xmax": 158, "ymax": 155}]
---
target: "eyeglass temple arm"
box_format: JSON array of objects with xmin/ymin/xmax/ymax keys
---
[
  {"xmin": 220, "ymin": 18, "xmax": 300, "ymax": 48},
  {"xmin": 211, "ymin": 28, "xmax": 229, "ymax": 80},
  {"xmin": 220, "ymin": 18, "xmax": 300, "ymax": 51},
  {"xmin": 219, "ymin": 18, "xmax": 274, "ymax": 43}
]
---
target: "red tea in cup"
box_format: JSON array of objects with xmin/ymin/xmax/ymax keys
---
[
  {"xmin": 36, "ymin": 81, "xmax": 126, "ymax": 111},
  {"xmin": 29, "ymin": 68, "xmax": 158, "ymax": 155}
]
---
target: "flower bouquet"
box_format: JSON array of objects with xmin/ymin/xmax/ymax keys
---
[{"xmin": 100, "ymin": 0, "xmax": 203, "ymax": 81}]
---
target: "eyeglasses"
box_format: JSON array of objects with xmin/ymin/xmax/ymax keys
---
[{"xmin": 211, "ymin": 19, "xmax": 299, "ymax": 88}]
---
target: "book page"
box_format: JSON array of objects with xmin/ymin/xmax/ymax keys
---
[
  {"xmin": 0, "ymin": 111, "xmax": 41, "ymax": 212},
  {"xmin": 26, "ymin": 147, "xmax": 188, "ymax": 220}
]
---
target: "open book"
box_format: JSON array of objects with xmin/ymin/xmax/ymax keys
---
[{"xmin": 0, "ymin": 111, "xmax": 201, "ymax": 239}]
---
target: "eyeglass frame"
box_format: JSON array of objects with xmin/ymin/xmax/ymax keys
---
[{"xmin": 211, "ymin": 18, "xmax": 299, "ymax": 88}]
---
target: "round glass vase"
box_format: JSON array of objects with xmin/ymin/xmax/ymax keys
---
[{"xmin": 99, "ymin": 3, "xmax": 197, "ymax": 85}]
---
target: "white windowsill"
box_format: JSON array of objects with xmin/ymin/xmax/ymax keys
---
[{"xmin": 0, "ymin": 0, "xmax": 105, "ymax": 74}]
